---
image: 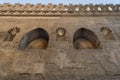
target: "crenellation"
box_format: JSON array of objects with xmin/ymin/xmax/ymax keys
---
[
  {"xmin": 83, "ymin": 4, "xmax": 93, "ymax": 12},
  {"xmin": 117, "ymin": 5, "xmax": 120, "ymax": 11},
  {"xmin": 104, "ymin": 4, "xmax": 114, "ymax": 12},
  {"xmin": 0, "ymin": 3, "xmax": 119, "ymax": 16},
  {"xmin": 96, "ymin": 4, "xmax": 105, "ymax": 12}
]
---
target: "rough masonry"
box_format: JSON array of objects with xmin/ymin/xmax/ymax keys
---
[{"xmin": 0, "ymin": 3, "xmax": 120, "ymax": 80}]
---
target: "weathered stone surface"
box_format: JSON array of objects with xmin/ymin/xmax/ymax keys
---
[{"xmin": 0, "ymin": 16, "xmax": 120, "ymax": 80}]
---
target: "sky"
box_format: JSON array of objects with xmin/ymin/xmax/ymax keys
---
[{"xmin": 0, "ymin": 0, "xmax": 120, "ymax": 5}]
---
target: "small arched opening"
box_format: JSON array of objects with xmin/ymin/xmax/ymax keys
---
[
  {"xmin": 3, "ymin": 27, "xmax": 20, "ymax": 41},
  {"xmin": 73, "ymin": 28, "xmax": 100, "ymax": 49},
  {"xmin": 56, "ymin": 27, "xmax": 66, "ymax": 41},
  {"xmin": 19, "ymin": 28, "xmax": 49, "ymax": 50},
  {"xmin": 100, "ymin": 27, "xmax": 115, "ymax": 40}
]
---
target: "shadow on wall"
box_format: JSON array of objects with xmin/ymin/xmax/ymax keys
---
[
  {"xmin": 73, "ymin": 28, "xmax": 100, "ymax": 49},
  {"xmin": 18, "ymin": 28, "xmax": 49, "ymax": 50}
]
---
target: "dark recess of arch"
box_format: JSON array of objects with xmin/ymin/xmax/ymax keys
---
[
  {"xmin": 19, "ymin": 28, "xmax": 49, "ymax": 50},
  {"xmin": 73, "ymin": 28, "xmax": 100, "ymax": 49}
]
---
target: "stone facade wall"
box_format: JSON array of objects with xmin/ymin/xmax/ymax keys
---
[{"xmin": 0, "ymin": 6, "xmax": 120, "ymax": 79}]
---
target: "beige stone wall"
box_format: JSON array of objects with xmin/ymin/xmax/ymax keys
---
[
  {"xmin": 0, "ymin": 16, "xmax": 120, "ymax": 80},
  {"xmin": 0, "ymin": 16, "xmax": 120, "ymax": 42}
]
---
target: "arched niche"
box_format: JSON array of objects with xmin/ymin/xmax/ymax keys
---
[
  {"xmin": 73, "ymin": 28, "xmax": 100, "ymax": 49},
  {"xmin": 100, "ymin": 27, "xmax": 115, "ymax": 40},
  {"xmin": 19, "ymin": 28, "xmax": 49, "ymax": 50},
  {"xmin": 56, "ymin": 27, "xmax": 66, "ymax": 41},
  {"xmin": 3, "ymin": 27, "xmax": 20, "ymax": 41}
]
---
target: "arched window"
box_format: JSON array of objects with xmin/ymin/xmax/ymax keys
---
[
  {"xmin": 73, "ymin": 28, "xmax": 100, "ymax": 49},
  {"xmin": 19, "ymin": 28, "xmax": 49, "ymax": 50}
]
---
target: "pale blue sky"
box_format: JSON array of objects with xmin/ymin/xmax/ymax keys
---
[{"xmin": 0, "ymin": 0, "xmax": 119, "ymax": 4}]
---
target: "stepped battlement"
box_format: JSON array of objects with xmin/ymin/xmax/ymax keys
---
[{"xmin": 0, "ymin": 3, "xmax": 120, "ymax": 16}]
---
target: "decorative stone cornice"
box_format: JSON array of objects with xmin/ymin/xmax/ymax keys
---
[{"xmin": 0, "ymin": 3, "xmax": 120, "ymax": 16}]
